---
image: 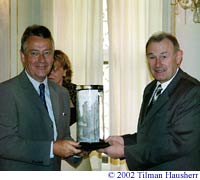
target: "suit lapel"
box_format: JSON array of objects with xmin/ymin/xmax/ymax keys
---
[
  {"xmin": 145, "ymin": 92, "xmax": 169, "ymax": 120},
  {"xmin": 138, "ymin": 81, "xmax": 156, "ymax": 125},
  {"xmin": 48, "ymin": 82, "xmax": 60, "ymax": 135},
  {"xmin": 139, "ymin": 88, "xmax": 169, "ymax": 127},
  {"xmin": 17, "ymin": 71, "xmax": 54, "ymax": 137},
  {"xmin": 19, "ymin": 71, "xmax": 50, "ymax": 115},
  {"xmin": 140, "ymin": 69, "xmax": 184, "ymax": 126}
]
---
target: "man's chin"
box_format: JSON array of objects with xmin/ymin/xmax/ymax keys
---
[
  {"xmin": 154, "ymin": 76, "xmax": 166, "ymax": 83},
  {"xmin": 35, "ymin": 72, "xmax": 48, "ymax": 81}
]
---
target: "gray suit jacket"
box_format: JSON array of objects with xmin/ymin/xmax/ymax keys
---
[
  {"xmin": 0, "ymin": 70, "xmax": 72, "ymax": 170},
  {"xmin": 123, "ymin": 69, "xmax": 200, "ymax": 170}
]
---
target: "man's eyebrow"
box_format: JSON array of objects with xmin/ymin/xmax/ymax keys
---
[
  {"xmin": 160, "ymin": 51, "xmax": 168, "ymax": 55},
  {"xmin": 146, "ymin": 52, "xmax": 154, "ymax": 56},
  {"xmin": 28, "ymin": 48, "xmax": 52, "ymax": 51},
  {"xmin": 30, "ymin": 49, "xmax": 39, "ymax": 51},
  {"xmin": 146, "ymin": 51, "xmax": 168, "ymax": 56}
]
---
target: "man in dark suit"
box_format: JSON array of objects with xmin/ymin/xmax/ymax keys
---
[
  {"xmin": 98, "ymin": 32, "xmax": 200, "ymax": 170},
  {"xmin": 0, "ymin": 25, "xmax": 83, "ymax": 170}
]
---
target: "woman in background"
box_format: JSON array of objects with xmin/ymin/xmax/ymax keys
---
[{"xmin": 48, "ymin": 49, "xmax": 76, "ymax": 125}]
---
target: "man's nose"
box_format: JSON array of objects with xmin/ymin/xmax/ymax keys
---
[
  {"xmin": 155, "ymin": 58, "xmax": 162, "ymax": 67},
  {"xmin": 38, "ymin": 53, "xmax": 46, "ymax": 61}
]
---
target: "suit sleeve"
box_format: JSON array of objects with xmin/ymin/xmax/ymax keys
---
[{"xmin": 123, "ymin": 133, "xmax": 137, "ymax": 145}]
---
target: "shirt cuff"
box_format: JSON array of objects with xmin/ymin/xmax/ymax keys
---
[{"xmin": 50, "ymin": 141, "xmax": 54, "ymax": 158}]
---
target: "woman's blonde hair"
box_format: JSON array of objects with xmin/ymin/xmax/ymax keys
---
[{"xmin": 53, "ymin": 49, "xmax": 73, "ymax": 83}]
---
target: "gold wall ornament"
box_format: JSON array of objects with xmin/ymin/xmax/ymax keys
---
[{"xmin": 171, "ymin": 0, "xmax": 200, "ymax": 23}]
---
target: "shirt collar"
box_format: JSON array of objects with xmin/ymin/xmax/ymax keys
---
[{"xmin": 25, "ymin": 70, "xmax": 48, "ymax": 94}]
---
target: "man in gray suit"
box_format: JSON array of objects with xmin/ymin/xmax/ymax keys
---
[
  {"xmin": 98, "ymin": 32, "xmax": 200, "ymax": 170},
  {"xmin": 0, "ymin": 25, "xmax": 83, "ymax": 170}
]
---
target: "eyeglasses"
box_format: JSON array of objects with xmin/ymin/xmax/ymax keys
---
[{"xmin": 26, "ymin": 49, "xmax": 53, "ymax": 58}]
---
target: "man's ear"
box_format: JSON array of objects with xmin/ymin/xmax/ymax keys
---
[
  {"xmin": 176, "ymin": 50, "xmax": 183, "ymax": 66},
  {"xmin": 20, "ymin": 50, "xmax": 25, "ymax": 64},
  {"xmin": 20, "ymin": 51, "xmax": 26, "ymax": 68}
]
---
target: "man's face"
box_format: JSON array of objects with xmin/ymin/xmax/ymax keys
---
[
  {"xmin": 20, "ymin": 36, "xmax": 54, "ymax": 82},
  {"xmin": 146, "ymin": 38, "xmax": 182, "ymax": 83}
]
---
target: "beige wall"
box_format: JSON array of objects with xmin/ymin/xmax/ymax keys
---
[
  {"xmin": 174, "ymin": 6, "xmax": 200, "ymax": 80},
  {"xmin": 163, "ymin": 1, "xmax": 200, "ymax": 81}
]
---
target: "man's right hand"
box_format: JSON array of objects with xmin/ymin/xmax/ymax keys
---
[
  {"xmin": 53, "ymin": 139, "xmax": 81, "ymax": 158},
  {"xmin": 97, "ymin": 136, "xmax": 125, "ymax": 159}
]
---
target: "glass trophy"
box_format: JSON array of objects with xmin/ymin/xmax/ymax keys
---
[{"xmin": 76, "ymin": 85, "xmax": 109, "ymax": 151}]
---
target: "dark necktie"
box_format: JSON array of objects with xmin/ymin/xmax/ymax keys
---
[
  {"xmin": 152, "ymin": 84, "xmax": 162, "ymax": 104},
  {"xmin": 146, "ymin": 84, "xmax": 162, "ymax": 113},
  {"xmin": 39, "ymin": 83, "xmax": 48, "ymax": 110}
]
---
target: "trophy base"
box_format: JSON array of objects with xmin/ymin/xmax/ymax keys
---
[{"xmin": 78, "ymin": 140, "xmax": 110, "ymax": 151}]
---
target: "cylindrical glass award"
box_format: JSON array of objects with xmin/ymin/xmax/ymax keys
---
[{"xmin": 76, "ymin": 85, "xmax": 109, "ymax": 151}]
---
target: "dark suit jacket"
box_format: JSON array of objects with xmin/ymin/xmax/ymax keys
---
[
  {"xmin": 63, "ymin": 82, "xmax": 77, "ymax": 126},
  {"xmin": 123, "ymin": 69, "xmax": 200, "ymax": 170},
  {"xmin": 0, "ymin": 70, "xmax": 72, "ymax": 170}
]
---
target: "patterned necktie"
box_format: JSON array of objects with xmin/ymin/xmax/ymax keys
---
[
  {"xmin": 146, "ymin": 84, "xmax": 162, "ymax": 113},
  {"xmin": 39, "ymin": 83, "xmax": 48, "ymax": 110},
  {"xmin": 152, "ymin": 84, "xmax": 162, "ymax": 104}
]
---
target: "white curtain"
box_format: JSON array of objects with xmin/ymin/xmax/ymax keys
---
[
  {"xmin": 53, "ymin": 0, "xmax": 103, "ymax": 85},
  {"xmin": 0, "ymin": 0, "xmax": 103, "ymax": 84},
  {"xmin": 107, "ymin": 0, "xmax": 163, "ymax": 170},
  {"xmin": 0, "ymin": 0, "xmax": 11, "ymax": 82},
  {"xmin": 0, "ymin": 0, "xmax": 54, "ymax": 82}
]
